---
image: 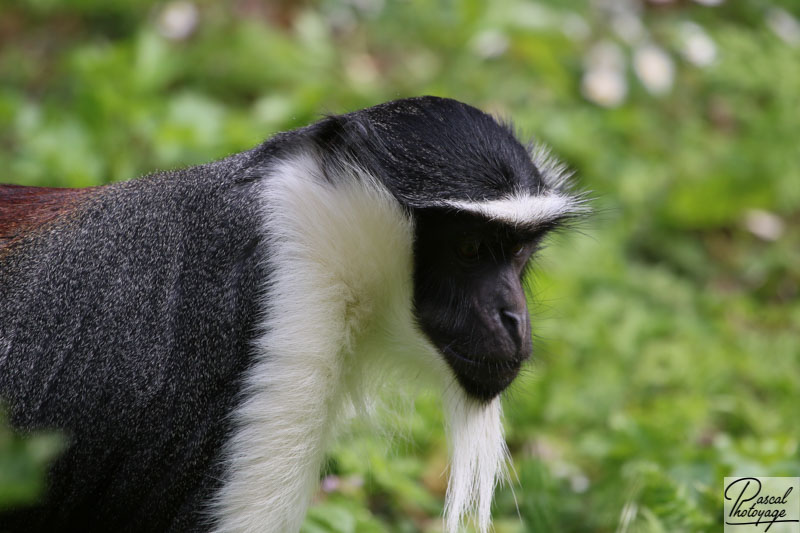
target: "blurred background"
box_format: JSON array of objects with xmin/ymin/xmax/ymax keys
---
[{"xmin": 1, "ymin": 0, "xmax": 798, "ymax": 531}]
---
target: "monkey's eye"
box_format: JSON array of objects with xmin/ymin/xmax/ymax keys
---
[
  {"xmin": 456, "ymin": 239, "xmax": 481, "ymax": 262},
  {"xmin": 510, "ymin": 243, "xmax": 526, "ymax": 257}
]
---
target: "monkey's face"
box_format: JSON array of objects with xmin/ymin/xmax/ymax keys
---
[{"xmin": 412, "ymin": 209, "xmax": 544, "ymax": 401}]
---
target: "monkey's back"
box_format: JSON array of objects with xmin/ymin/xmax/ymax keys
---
[{"xmin": 0, "ymin": 152, "xmax": 270, "ymax": 532}]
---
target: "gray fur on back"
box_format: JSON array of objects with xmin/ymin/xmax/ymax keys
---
[{"xmin": 0, "ymin": 147, "xmax": 272, "ymax": 532}]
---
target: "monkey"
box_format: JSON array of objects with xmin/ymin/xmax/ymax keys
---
[{"xmin": 0, "ymin": 96, "xmax": 586, "ymax": 533}]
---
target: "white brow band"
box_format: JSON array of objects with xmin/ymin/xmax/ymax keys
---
[{"xmin": 440, "ymin": 192, "xmax": 587, "ymax": 227}]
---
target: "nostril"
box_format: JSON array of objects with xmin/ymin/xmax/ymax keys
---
[{"xmin": 500, "ymin": 309, "xmax": 525, "ymax": 342}]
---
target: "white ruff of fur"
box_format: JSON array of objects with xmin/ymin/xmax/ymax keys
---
[
  {"xmin": 212, "ymin": 152, "xmax": 449, "ymax": 533},
  {"xmin": 212, "ymin": 149, "xmax": 566, "ymax": 532}
]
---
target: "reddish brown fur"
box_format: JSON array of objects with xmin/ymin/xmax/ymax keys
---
[{"xmin": 0, "ymin": 184, "xmax": 99, "ymax": 249}]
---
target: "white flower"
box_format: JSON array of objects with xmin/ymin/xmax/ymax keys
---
[
  {"xmin": 680, "ymin": 22, "xmax": 717, "ymax": 67},
  {"xmin": 766, "ymin": 7, "xmax": 800, "ymax": 47},
  {"xmin": 471, "ymin": 30, "xmax": 510, "ymax": 59},
  {"xmin": 633, "ymin": 44, "xmax": 674, "ymax": 95},
  {"xmin": 582, "ymin": 42, "xmax": 628, "ymax": 107},
  {"xmin": 744, "ymin": 210, "xmax": 784, "ymax": 242},
  {"xmin": 157, "ymin": 1, "xmax": 199, "ymax": 41},
  {"xmin": 582, "ymin": 69, "xmax": 627, "ymax": 107}
]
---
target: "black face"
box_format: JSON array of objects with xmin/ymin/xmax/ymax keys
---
[{"xmin": 413, "ymin": 209, "xmax": 546, "ymax": 401}]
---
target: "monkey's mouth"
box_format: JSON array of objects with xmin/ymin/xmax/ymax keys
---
[
  {"xmin": 441, "ymin": 345, "xmax": 523, "ymax": 401},
  {"xmin": 443, "ymin": 345, "xmax": 480, "ymax": 365}
]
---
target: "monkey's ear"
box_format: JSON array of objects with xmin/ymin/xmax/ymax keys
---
[
  {"xmin": 305, "ymin": 114, "xmax": 387, "ymax": 181},
  {"xmin": 307, "ymin": 115, "xmax": 348, "ymax": 151},
  {"xmin": 306, "ymin": 116, "xmax": 352, "ymax": 167}
]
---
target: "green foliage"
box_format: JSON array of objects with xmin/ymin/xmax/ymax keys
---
[
  {"xmin": 1, "ymin": 0, "xmax": 798, "ymax": 531},
  {"xmin": 0, "ymin": 409, "xmax": 62, "ymax": 509}
]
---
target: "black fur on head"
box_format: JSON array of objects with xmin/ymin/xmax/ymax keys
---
[{"xmin": 306, "ymin": 95, "xmax": 551, "ymax": 208}]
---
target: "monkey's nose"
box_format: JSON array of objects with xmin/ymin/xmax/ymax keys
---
[{"xmin": 500, "ymin": 309, "xmax": 527, "ymax": 347}]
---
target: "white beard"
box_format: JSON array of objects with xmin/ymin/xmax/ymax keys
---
[{"xmin": 443, "ymin": 388, "xmax": 510, "ymax": 533}]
